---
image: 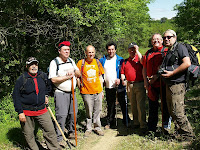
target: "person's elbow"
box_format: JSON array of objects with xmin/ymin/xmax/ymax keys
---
[
  {"xmin": 50, "ymin": 78, "xmax": 57, "ymax": 84},
  {"xmin": 183, "ymin": 57, "xmax": 191, "ymax": 68}
]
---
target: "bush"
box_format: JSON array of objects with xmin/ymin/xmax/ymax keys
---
[{"xmin": 0, "ymin": 94, "xmax": 18, "ymax": 123}]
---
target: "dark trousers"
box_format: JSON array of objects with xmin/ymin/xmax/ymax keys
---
[
  {"xmin": 148, "ymin": 86, "xmax": 171, "ymax": 132},
  {"xmin": 105, "ymin": 88, "xmax": 130, "ymax": 126}
]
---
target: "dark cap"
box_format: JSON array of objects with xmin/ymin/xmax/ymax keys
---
[
  {"xmin": 26, "ymin": 57, "xmax": 39, "ymax": 65},
  {"xmin": 58, "ymin": 41, "xmax": 71, "ymax": 49},
  {"xmin": 128, "ymin": 42, "xmax": 137, "ymax": 49}
]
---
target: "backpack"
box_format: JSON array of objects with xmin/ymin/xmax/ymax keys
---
[
  {"xmin": 80, "ymin": 58, "xmax": 101, "ymax": 88},
  {"xmin": 47, "ymin": 57, "xmax": 73, "ymax": 96},
  {"xmin": 165, "ymin": 43, "xmax": 200, "ymax": 87}
]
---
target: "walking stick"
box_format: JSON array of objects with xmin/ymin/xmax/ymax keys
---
[
  {"xmin": 46, "ymin": 104, "xmax": 71, "ymax": 149},
  {"xmin": 160, "ymin": 77, "xmax": 164, "ymax": 132},
  {"xmin": 71, "ymin": 77, "xmax": 77, "ymax": 146},
  {"xmin": 115, "ymin": 86, "xmax": 118, "ymax": 127}
]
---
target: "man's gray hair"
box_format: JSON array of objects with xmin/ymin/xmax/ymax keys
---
[{"xmin": 163, "ymin": 29, "xmax": 177, "ymax": 37}]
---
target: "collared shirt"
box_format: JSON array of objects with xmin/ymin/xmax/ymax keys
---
[{"xmin": 121, "ymin": 55, "xmax": 143, "ymax": 82}]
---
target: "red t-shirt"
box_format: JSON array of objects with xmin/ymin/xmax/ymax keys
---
[
  {"xmin": 143, "ymin": 46, "xmax": 168, "ymax": 87},
  {"xmin": 121, "ymin": 55, "xmax": 143, "ymax": 82}
]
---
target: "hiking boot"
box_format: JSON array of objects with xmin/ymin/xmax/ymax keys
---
[
  {"xmin": 58, "ymin": 140, "xmax": 67, "ymax": 147},
  {"xmin": 94, "ymin": 129, "xmax": 104, "ymax": 136},
  {"xmin": 84, "ymin": 130, "xmax": 92, "ymax": 137},
  {"xmin": 104, "ymin": 125, "xmax": 110, "ymax": 130},
  {"xmin": 68, "ymin": 132, "xmax": 75, "ymax": 139}
]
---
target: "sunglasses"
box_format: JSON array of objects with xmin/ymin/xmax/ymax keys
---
[{"xmin": 163, "ymin": 36, "xmax": 174, "ymax": 40}]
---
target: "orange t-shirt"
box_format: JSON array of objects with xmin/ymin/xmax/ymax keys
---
[{"xmin": 77, "ymin": 59, "xmax": 104, "ymax": 94}]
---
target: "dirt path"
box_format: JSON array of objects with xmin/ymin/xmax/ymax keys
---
[
  {"xmin": 79, "ymin": 129, "xmax": 122, "ymax": 150},
  {"xmin": 76, "ymin": 113, "xmax": 133, "ymax": 150}
]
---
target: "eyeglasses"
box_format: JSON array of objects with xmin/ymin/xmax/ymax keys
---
[{"xmin": 163, "ymin": 36, "xmax": 174, "ymax": 40}]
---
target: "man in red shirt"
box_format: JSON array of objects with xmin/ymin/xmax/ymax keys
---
[
  {"xmin": 142, "ymin": 33, "xmax": 171, "ymax": 132},
  {"xmin": 121, "ymin": 42, "xmax": 147, "ymax": 130}
]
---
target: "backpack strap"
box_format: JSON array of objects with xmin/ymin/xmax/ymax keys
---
[
  {"xmin": 80, "ymin": 59, "xmax": 85, "ymax": 88},
  {"xmin": 54, "ymin": 57, "xmax": 73, "ymax": 75},
  {"xmin": 95, "ymin": 58, "xmax": 101, "ymax": 76},
  {"xmin": 124, "ymin": 58, "xmax": 128, "ymax": 65},
  {"xmin": 20, "ymin": 73, "xmax": 28, "ymax": 93}
]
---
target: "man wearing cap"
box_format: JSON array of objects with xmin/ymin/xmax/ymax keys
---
[
  {"xmin": 77, "ymin": 45, "xmax": 104, "ymax": 136},
  {"xmin": 12, "ymin": 57, "xmax": 60, "ymax": 150},
  {"xmin": 121, "ymin": 42, "xmax": 147, "ymax": 131},
  {"xmin": 99, "ymin": 41, "xmax": 131, "ymax": 129},
  {"xmin": 48, "ymin": 41, "xmax": 81, "ymax": 146},
  {"xmin": 142, "ymin": 33, "xmax": 171, "ymax": 133}
]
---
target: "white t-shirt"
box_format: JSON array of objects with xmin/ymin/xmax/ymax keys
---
[
  {"xmin": 48, "ymin": 57, "xmax": 78, "ymax": 92},
  {"xmin": 104, "ymin": 55, "xmax": 117, "ymax": 88}
]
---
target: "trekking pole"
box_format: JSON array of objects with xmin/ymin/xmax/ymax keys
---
[
  {"xmin": 116, "ymin": 85, "xmax": 118, "ymax": 127},
  {"xmin": 46, "ymin": 104, "xmax": 71, "ymax": 149},
  {"xmin": 160, "ymin": 77, "xmax": 164, "ymax": 132},
  {"xmin": 71, "ymin": 77, "xmax": 77, "ymax": 146},
  {"xmin": 125, "ymin": 93, "xmax": 129, "ymax": 128}
]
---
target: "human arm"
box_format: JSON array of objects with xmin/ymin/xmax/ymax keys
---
[
  {"xmin": 121, "ymin": 74, "xmax": 127, "ymax": 86},
  {"xmin": 162, "ymin": 56, "xmax": 191, "ymax": 78},
  {"xmin": 142, "ymin": 67, "xmax": 149, "ymax": 90},
  {"xmin": 99, "ymin": 75, "xmax": 104, "ymax": 99},
  {"xmin": 135, "ymin": 45, "xmax": 143, "ymax": 64}
]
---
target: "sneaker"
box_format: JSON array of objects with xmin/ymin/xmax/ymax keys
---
[
  {"xmin": 104, "ymin": 125, "xmax": 110, "ymax": 130},
  {"xmin": 94, "ymin": 130, "xmax": 104, "ymax": 136},
  {"xmin": 58, "ymin": 140, "xmax": 67, "ymax": 147},
  {"xmin": 84, "ymin": 130, "xmax": 92, "ymax": 137}
]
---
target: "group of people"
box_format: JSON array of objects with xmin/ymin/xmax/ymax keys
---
[{"xmin": 12, "ymin": 29, "xmax": 195, "ymax": 150}]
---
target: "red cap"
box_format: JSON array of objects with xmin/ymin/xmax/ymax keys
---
[{"xmin": 58, "ymin": 41, "xmax": 71, "ymax": 48}]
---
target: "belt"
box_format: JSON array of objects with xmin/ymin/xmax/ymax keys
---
[
  {"xmin": 128, "ymin": 81, "xmax": 143, "ymax": 84},
  {"xmin": 22, "ymin": 103, "xmax": 45, "ymax": 111}
]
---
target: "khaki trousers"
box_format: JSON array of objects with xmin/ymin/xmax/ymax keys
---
[
  {"xmin": 166, "ymin": 83, "xmax": 194, "ymax": 136},
  {"xmin": 20, "ymin": 111, "xmax": 60, "ymax": 150},
  {"xmin": 127, "ymin": 82, "xmax": 147, "ymax": 128}
]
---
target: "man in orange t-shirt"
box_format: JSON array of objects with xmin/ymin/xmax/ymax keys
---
[{"xmin": 77, "ymin": 45, "xmax": 104, "ymax": 136}]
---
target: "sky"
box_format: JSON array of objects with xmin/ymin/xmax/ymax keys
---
[{"xmin": 147, "ymin": 0, "xmax": 184, "ymax": 20}]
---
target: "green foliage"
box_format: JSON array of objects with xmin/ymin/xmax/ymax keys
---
[
  {"xmin": 0, "ymin": 0, "xmax": 153, "ymax": 97},
  {"xmin": 0, "ymin": 95, "xmax": 18, "ymax": 123},
  {"xmin": 174, "ymin": 0, "xmax": 200, "ymax": 43}
]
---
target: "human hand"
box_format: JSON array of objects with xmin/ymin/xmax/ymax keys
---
[
  {"xmin": 122, "ymin": 80, "xmax": 127, "ymax": 86},
  {"xmin": 19, "ymin": 113, "xmax": 26, "ymax": 122},
  {"xmin": 134, "ymin": 45, "xmax": 139, "ymax": 51},
  {"xmin": 144, "ymin": 80, "xmax": 149, "ymax": 90},
  {"xmin": 161, "ymin": 70, "xmax": 174, "ymax": 78},
  {"xmin": 66, "ymin": 68, "xmax": 75, "ymax": 79},
  {"xmin": 45, "ymin": 96, "xmax": 49, "ymax": 104},
  {"xmin": 115, "ymin": 79, "xmax": 120, "ymax": 86},
  {"xmin": 102, "ymin": 92, "xmax": 104, "ymax": 99}
]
